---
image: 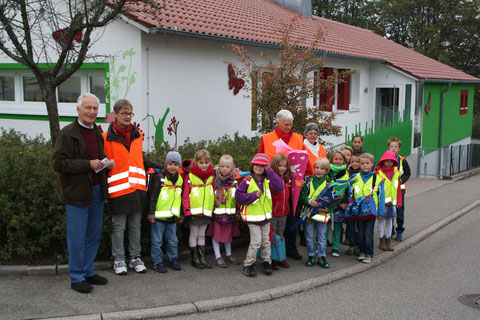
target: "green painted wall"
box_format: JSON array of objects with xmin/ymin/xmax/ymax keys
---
[{"xmin": 422, "ymin": 83, "xmax": 474, "ymax": 149}]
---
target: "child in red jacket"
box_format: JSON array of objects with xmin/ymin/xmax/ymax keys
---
[{"xmin": 270, "ymin": 154, "xmax": 291, "ymax": 269}]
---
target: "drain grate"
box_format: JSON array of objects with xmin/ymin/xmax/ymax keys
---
[{"xmin": 459, "ymin": 294, "xmax": 480, "ymax": 311}]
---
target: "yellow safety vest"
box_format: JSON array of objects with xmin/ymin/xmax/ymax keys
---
[
  {"xmin": 307, "ymin": 178, "xmax": 330, "ymax": 223},
  {"xmin": 188, "ymin": 173, "xmax": 214, "ymax": 217},
  {"xmin": 213, "ymin": 181, "xmax": 237, "ymax": 215},
  {"xmin": 377, "ymin": 170, "xmax": 401, "ymax": 205},
  {"xmin": 241, "ymin": 176, "xmax": 272, "ymax": 222},
  {"xmin": 155, "ymin": 175, "xmax": 183, "ymax": 218},
  {"xmin": 395, "ymin": 156, "xmax": 406, "ymax": 190},
  {"xmin": 351, "ymin": 174, "xmax": 382, "ymax": 209}
]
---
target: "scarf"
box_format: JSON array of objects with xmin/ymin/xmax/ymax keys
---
[
  {"xmin": 380, "ymin": 166, "xmax": 395, "ymax": 180},
  {"xmin": 214, "ymin": 175, "xmax": 235, "ymax": 204},
  {"xmin": 275, "ymin": 126, "xmax": 292, "ymax": 144},
  {"xmin": 113, "ymin": 119, "xmax": 133, "ymax": 146},
  {"xmin": 190, "ymin": 163, "xmax": 214, "ymax": 182},
  {"xmin": 304, "ymin": 139, "xmax": 320, "ymax": 157},
  {"xmin": 163, "ymin": 169, "xmax": 179, "ymax": 185},
  {"xmin": 328, "ymin": 163, "xmax": 347, "ymax": 180}
]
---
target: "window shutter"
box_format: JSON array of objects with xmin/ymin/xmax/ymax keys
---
[
  {"xmin": 459, "ymin": 90, "xmax": 468, "ymax": 115},
  {"xmin": 320, "ymin": 67, "xmax": 334, "ymax": 112},
  {"xmin": 337, "ymin": 69, "xmax": 350, "ymax": 110}
]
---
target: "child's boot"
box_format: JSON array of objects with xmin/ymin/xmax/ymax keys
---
[
  {"xmin": 198, "ymin": 245, "xmax": 212, "ymax": 268},
  {"xmin": 190, "ymin": 246, "xmax": 204, "ymax": 269},
  {"xmin": 386, "ymin": 237, "xmax": 394, "ymax": 251},
  {"xmin": 378, "ymin": 237, "xmax": 387, "ymax": 251}
]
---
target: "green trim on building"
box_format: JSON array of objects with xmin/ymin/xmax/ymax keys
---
[
  {"xmin": 422, "ymin": 83, "xmax": 474, "ymax": 149},
  {"xmin": 0, "ymin": 62, "xmax": 110, "ymax": 119}
]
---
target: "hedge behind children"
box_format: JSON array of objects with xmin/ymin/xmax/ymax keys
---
[
  {"xmin": 206, "ymin": 155, "xmax": 241, "ymax": 268},
  {"xmin": 148, "ymin": 151, "xmax": 183, "ymax": 273},
  {"xmin": 299, "ymin": 158, "xmax": 331, "ymax": 268},
  {"xmin": 349, "ymin": 153, "xmax": 385, "ymax": 264},
  {"xmin": 270, "ymin": 154, "xmax": 292, "ymax": 269},
  {"xmin": 182, "ymin": 150, "xmax": 215, "ymax": 269},
  {"xmin": 388, "ymin": 137, "xmax": 411, "ymax": 241},
  {"xmin": 235, "ymin": 153, "xmax": 284, "ymax": 277}
]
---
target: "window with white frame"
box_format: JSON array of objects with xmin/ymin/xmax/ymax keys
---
[
  {"xmin": 0, "ymin": 70, "xmax": 107, "ymax": 117},
  {"xmin": 311, "ymin": 68, "xmax": 359, "ymax": 112}
]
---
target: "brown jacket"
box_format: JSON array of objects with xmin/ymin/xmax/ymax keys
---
[{"xmin": 52, "ymin": 120, "xmax": 108, "ymax": 207}]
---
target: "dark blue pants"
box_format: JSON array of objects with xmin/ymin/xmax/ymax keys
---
[
  {"xmin": 346, "ymin": 220, "xmax": 359, "ymax": 246},
  {"xmin": 284, "ymin": 214, "xmax": 300, "ymax": 255},
  {"xmin": 65, "ymin": 184, "xmax": 104, "ymax": 284},
  {"xmin": 396, "ymin": 192, "xmax": 406, "ymax": 233},
  {"xmin": 358, "ymin": 218, "xmax": 375, "ymax": 256}
]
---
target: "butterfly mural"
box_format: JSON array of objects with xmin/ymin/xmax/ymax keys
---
[
  {"xmin": 228, "ymin": 64, "xmax": 245, "ymax": 95},
  {"xmin": 52, "ymin": 13, "xmax": 83, "ymax": 49}
]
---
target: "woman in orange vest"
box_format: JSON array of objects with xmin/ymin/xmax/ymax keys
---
[
  {"xmin": 303, "ymin": 122, "xmax": 327, "ymax": 172},
  {"xmin": 103, "ymin": 99, "xmax": 162, "ymax": 276}
]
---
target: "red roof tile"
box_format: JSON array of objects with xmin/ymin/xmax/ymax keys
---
[{"xmin": 124, "ymin": 0, "xmax": 478, "ymax": 81}]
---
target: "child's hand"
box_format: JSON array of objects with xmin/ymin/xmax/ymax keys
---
[
  {"xmin": 301, "ymin": 180, "xmax": 305, "ymax": 186},
  {"xmin": 317, "ymin": 208, "xmax": 329, "ymax": 213},
  {"xmin": 339, "ymin": 203, "xmax": 347, "ymax": 210},
  {"xmin": 377, "ymin": 216, "xmax": 382, "ymax": 220},
  {"xmin": 148, "ymin": 218, "xmax": 155, "ymax": 224},
  {"xmin": 309, "ymin": 199, "xmax": 319, "ymax": 207},
  {"xmin": 256, "ymin": 190, "xmax": 262, "ymax": 198},
  {"xmin": 176, "ymin": 217, "xmax": 183, "ymax": 223}
]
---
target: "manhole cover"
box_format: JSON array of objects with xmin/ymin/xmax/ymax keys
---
[{"xmin": 459, "ymin": 294, "xmax": 480, "ymax": 310}]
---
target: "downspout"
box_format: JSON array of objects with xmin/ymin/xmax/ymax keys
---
[
  {"xmin": 438, "ymin": 82, "xmax": 451, "ymax": 178},
  {"xmin": 146, "ymin": 46, "xmax": 151, "ymax": 150}
]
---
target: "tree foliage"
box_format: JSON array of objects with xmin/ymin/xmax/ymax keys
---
[
  {"xmin": 226, "ymin": 20, "xmax": 343, "ymax": 144},
  {"xmin": 0, "ymin": 0, "xmax": 164, "ymax": 144}
]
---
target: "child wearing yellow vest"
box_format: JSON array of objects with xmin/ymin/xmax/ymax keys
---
[
  {"xmin": 206, "ymin": 155, "xmax": 241, "ymax": 268},
  {"xmin": 182, "ymin": 150, "xmax": 215, "ymax": 269},
  {"xmin": 235, "ymin": 153, "xmax": 284, "ymax": 277},
  {"xmin": 375, "ymin": 150, "xmax": 401, "ymax": 251},
  {"xmin": 299, "ymin": 158, "xmax": 331, "ymax": 268},
  {"xmin": 147, "ymin": 151, "xmax": 183, "ymax": 273}
]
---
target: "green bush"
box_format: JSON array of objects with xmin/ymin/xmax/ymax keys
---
[{"xmin": 0, "ymin": 129, "xmax": 259, "ymax": 264}]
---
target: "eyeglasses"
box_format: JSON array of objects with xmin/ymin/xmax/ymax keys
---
[
  {"xmin": 118, "ymin": 112, "xmax": 134, "ymax": 117},
  {"xmin": 306, "ymin": 131, "xmax": 319, "ymax": 136}
]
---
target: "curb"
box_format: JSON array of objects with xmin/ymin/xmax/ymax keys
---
[{"xmin": 47, "ymin": 197, "xmax": 480, "ymax": 320}]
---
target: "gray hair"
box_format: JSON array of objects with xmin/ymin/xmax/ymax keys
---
[
  {"xmin": 77, "ymin": 93, "xmax": 100, "ymax": 108},
  {"xmin": 276, "ymin": 109, "xmax": 294, "ymax": 122},
  {"xmin": 304, "ymin": 122, "xmax": 320, "ymax": 135}
]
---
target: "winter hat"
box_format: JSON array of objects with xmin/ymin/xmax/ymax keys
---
[
  {"xmin": 251, "ymin": 153, "xmax": 271, "ymax": 166},
  {"xmin": 304, "ymin": 122, "xmax": 320, "ymax": 135},
  {"xmin": 165, "ymin": 151, "xmax": 182, "ymax": 166}
]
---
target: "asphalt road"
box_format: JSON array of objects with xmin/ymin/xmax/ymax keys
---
[{"xmin": 172, "ymin": 206, "xmax": 480, "ymax": 320}]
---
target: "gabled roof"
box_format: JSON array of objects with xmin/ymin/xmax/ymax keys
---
[{"xmin": 123, "ymin": 0, "xmax": 479, "ymax": 82}]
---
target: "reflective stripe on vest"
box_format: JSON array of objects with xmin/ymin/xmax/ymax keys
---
[
  {"xmin": 241, "ymin": 177, "xmax": 272, "ymax": 222},
  {"xmin": 189, "ymin": 173, "xmax": 214, "ymax": 217},
  {"xmin": 103, "ymin": 131, "xmax": 146, "ymax": 198},
  {"xmin": 308, "ymin": 178, "xmax": 330, "ymax": 223},
  {"xmin": 377, "ymin": 170, "xmax": 401, "ymax": 205},
  {"xmin": 397, "ymin": 156, "xmax": 406, "ymax": 190},
  {"xmin": 262, "ymin": 131, "xmax": 304, "ymax": 160},
  {"xmin": 213, "ymin": 183, "xmax": 237, "ymax": 215},
  {"xmin": 351, "ymin": 174, "xmax": 382, "ymax": 209},
  {"xmin": 155, "ymin": 176, "xmax": 183, "ymax": 219}
]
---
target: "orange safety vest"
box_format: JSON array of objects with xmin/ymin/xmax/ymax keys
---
[
  {"xmin": 102, "ymin": 131, "xmax": 146, "ymax": 198},
  {"xmin": 262, "ymin": 131, "xmax": 305, "ymax": 160},
  {"xmin": 305, "ymin": 143, "xmax": 327, "ymax": 174}
]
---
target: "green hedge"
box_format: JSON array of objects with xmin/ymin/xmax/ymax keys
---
[{"xmin": 0, "ymin": 129, "xmax": 259, "ymax": 264}]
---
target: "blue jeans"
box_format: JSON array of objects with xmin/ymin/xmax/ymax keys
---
[
  {"xmin": 396, "ymin": 192, "xmax": 406, "ymax": 233},
  {"xmin": 346, "ymin": 221, "xmax": 359, "ymax": 246},
  {"xmin": 65, "ymin": 184, "xmax": 104, "ymax": 284},
  {"xmin": 304, "ymin": 220, "xmax": 327, "ymax": 258},
  {"xmin": 358, "ymin": 218, "xmax": 375, "ymax": 256},
  {"xmin": 151, "ymin": 221, "xmax": 178, "ymax": 264}
]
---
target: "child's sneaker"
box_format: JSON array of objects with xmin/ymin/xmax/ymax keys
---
[
  {"xmin": 331, "ymin": 250, "xmax": 340, "ymax": 257},
  {"xmin": 318, "ymin": 256, "xmax": 330, "ymax": 268},
  {"xmin": 226, "ymin": 255, "xmax": 240, "ymax": 265},
  {"xmin": 271, "ymin": 260, "xmax": 279, "ymax": 270},
  {"xmin": 354, "ymin": 246, "xmax": 360, "ymax": 256},
  {"xmin": 395, "ymin": 232, "xmax": 403, "ymax": 242},
  {"xmin": 306, "ymin": 256, "xmax": 317, "ymax": 267},
  {"xmin": 214, "ymin": 257, "xmax": 227, "ymax": 268},
  {"xmin": 243, "ymin": 264, "xmax": 256, "ymax": 277},
  {"xmin": 357, "ymin": 253, "xmax": 365, "ymax": 261},
  {"xmin": 362, "ymin": 255, "xmax": 371, "ymax": 263},
  {"xmin": 278, "ymin": 260, "xmax": 290, "ymax": 268},
  {"xmin": 152, "ymin": 262, "xmax": 167, "ymax": 273},
  {"xmin": 346, "ymin": 246, "xmax": 355, "ymax": 255},
  {"xmin": 114, "ymin": 260, "xmax": 127, "ymax": 275},
  {"xmin": 263, "ymin": 261, "xmax": 273, "ymax": 275},
  {"xmin": 129, "ymin": 257, "xmax": 147, "ymax": 273},
  {"xmin": 168, "ymin": 259, "xmax": 182, "ymax": 271}
]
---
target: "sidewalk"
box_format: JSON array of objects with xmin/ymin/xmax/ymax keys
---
[{"xmin": 1, "ymin": 174, "xmax": 479, "ymax": 320}]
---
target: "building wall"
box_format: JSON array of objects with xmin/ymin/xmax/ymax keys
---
[{"xmin": 422, "ymin": 83, "xmax": 474, "ymax": 149}]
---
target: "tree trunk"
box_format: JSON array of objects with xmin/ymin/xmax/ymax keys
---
[{"xmin": 44, "ymin": 87, "xmax": 61, "ymax": 145}]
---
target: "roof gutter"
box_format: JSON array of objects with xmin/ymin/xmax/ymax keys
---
[
  {"xmin": 419, "ymin": 78, "xmax": 480, "ymax": 84},
  {"xmin": 438, "ymin": 82, "xmax": 452, "ymax": 178},
  {"xmin": 149, "ymin": 27, "xmax": 384, "ymax": 63}
]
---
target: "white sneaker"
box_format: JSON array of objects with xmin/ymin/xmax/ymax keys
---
[
  {"xmin": 357, "ymin": 253, "xmax": 365, "ymax": 261},
  {"xmin": 362, "ymin": 255, "xmax": 371, "ymax": 263},
  {"xmin": 129, "ymin": 257, "xmax": 147, "ymax": 273},
  {"xmin": 114, "ymin": 260, "xmax": 128, "ymax": 275}
]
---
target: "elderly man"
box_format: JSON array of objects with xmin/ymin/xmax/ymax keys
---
[
  {"xmin": 53, "ymin": 93, "xmax": 115, "ymax": 294},
  {"xmin": 257, "ymin": 109, "xmax": 312, "ymax": 261}
]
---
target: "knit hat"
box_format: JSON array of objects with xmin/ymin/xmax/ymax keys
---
[
  {"xmin": 165, "ymin": 151, "xmax": 182, "ymax": 166},
  {"xmin": 304, "ymin": 122, "xmax": 320, "ymax": 135},
  {"xmin": 251, "ymin": 153, "xmax": 270, "ymax": 166}
]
